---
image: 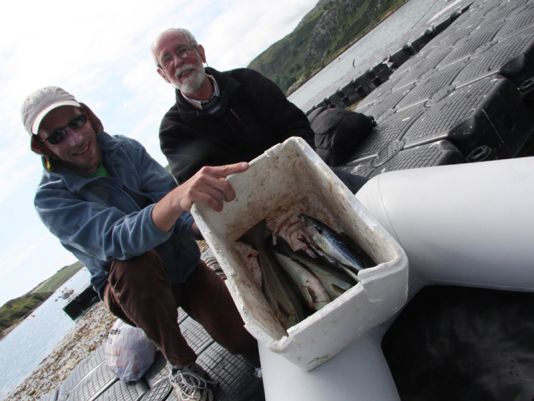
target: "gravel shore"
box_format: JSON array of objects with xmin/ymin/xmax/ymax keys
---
[{"xmin": 5, "ymin": 302, "xmax": 116, "ymax": 401}]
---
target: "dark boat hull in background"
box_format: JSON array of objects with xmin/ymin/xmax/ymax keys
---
[{"xmin": 62, "ymin": 286, "xmax": 99, "ymax": 320}]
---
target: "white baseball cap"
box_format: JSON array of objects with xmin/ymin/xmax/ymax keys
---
[{"xmin": 21, "ymin": 86, "xmax": 81, "ymax": 136}]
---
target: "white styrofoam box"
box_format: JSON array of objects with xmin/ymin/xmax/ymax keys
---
[{"xmin": 191, "ymin": 137, "xmax": 408, "ymax": 371}]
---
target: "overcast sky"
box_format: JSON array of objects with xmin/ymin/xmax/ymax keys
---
[{"xmin": 0, "ymin": 0, "xmax": 318, "ymax": 306}]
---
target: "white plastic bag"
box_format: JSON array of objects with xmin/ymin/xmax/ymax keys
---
[{"xmin": 104, "ymin": 319, "xmax": 157, "ymax": 382}]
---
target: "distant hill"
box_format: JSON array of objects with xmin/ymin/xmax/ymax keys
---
[
  {"xmin": 32, "ymin": 261, "xmax": 84, "ymax": 295},
  {"xmin": 248, "ymin": 0, "xmax": 408, "ymax": 94},
  {"xmin": 0, "ymin": 261, "xmax": 83, "ymax": 337}
]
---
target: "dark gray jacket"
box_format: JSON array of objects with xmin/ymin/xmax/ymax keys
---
[{"xmin": 159, "ymin": 67, "xmax": 313, "ymax": 183}]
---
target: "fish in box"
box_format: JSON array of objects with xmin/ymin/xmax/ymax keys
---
[{"xmin": 191, "ymin": 137, "xmax": 408, "ymax": 370}]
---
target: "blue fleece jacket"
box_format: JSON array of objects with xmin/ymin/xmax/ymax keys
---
[{"xmin": 34, "ymin": 132, "xmax": 200, "ymax": 299}]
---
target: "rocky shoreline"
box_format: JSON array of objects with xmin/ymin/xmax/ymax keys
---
[{"xmin": 5, "ymin": 302, "xmax": 116, "ymax": 401}]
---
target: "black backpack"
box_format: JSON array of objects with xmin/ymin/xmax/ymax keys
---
[{"xmin": 307, "ymin": 105, "xmax": 376, "ymax": 166}]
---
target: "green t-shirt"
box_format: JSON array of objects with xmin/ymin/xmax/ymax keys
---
[{"xmin": 86, "ymin": 162, "xmax": 110, "ymax": 178}]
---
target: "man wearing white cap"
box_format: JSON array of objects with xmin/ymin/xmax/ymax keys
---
[{"xmin": 21, "ymin": 86, "xmax": 258, "ymax": 401}]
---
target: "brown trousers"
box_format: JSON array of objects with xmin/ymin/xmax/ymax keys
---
[{"xmin": 103, "ymin": 250, "xmax": 258, "ymax": 367}]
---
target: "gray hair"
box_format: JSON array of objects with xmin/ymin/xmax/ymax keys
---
[{"xmin": 151, "ymin": 28, "xmax": 198, "ymax": 66}]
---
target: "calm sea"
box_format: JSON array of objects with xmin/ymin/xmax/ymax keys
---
[
  {"xmin": 0, "ymin": 0, "xmax": 457, "ymax": 398},
  {"xmin": 0, "ymin": 268, "xmax": 91, "ymax": 400}
]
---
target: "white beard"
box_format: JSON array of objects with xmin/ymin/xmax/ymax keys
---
[{"xmin": 174, "ymin": 65, "xmax": 207, "ymax": 95}]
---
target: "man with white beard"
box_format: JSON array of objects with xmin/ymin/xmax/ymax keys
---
[
  {"xmin": 151, "ymin": 28, "xmax": 316, "ymax": 184},
  {"xmin": 151, "ymin": 28, "xmax": 368, "ymax": 191}
]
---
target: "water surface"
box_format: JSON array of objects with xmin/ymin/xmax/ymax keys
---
[{"xmin": 0, "ymin": 268, "xmax": 91, "ymax": 400}]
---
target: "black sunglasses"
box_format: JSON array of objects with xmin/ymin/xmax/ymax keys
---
[{"xmin": 40, "ymin": 114, "xmax": 88, "ymax": 145}]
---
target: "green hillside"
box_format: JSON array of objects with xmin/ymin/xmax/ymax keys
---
[
  {"xmin": 0, "ymin": 261, "xmax": 83, "ymax": 336},
  {"xmin": 0, "ymin": 292, "xmax": 51, "ymax": 333},
  {"xmin": 248, "ymin": 0, "xmax": 408, "ymax": 94},
  {"xmin": 32, "ymin": 261, "xmax": 83, "ymax": 294}
]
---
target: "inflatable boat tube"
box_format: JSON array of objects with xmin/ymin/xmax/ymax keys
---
[
  {"xmin": 259, "ymin": 327, "xmax": 400, "ymax": 401},
  {"xmin": 356, "ymin": 155, "xmax": 534, "ymax": 298}
]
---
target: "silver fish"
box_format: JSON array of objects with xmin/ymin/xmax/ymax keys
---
[
  {"xmin": 299, "ymin": 214, "xmax": 369, "ymax": 278},
  {"xmin": 240, "ymin": 220, "xmax": 307, "ymax": 330},
  {"xmin": 272, "ymin": 249, "xmax": 331, "ymax": 311},
  {"xmin": 281, "ymin": 249, "xmax": 357, "ymax": 299}
]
